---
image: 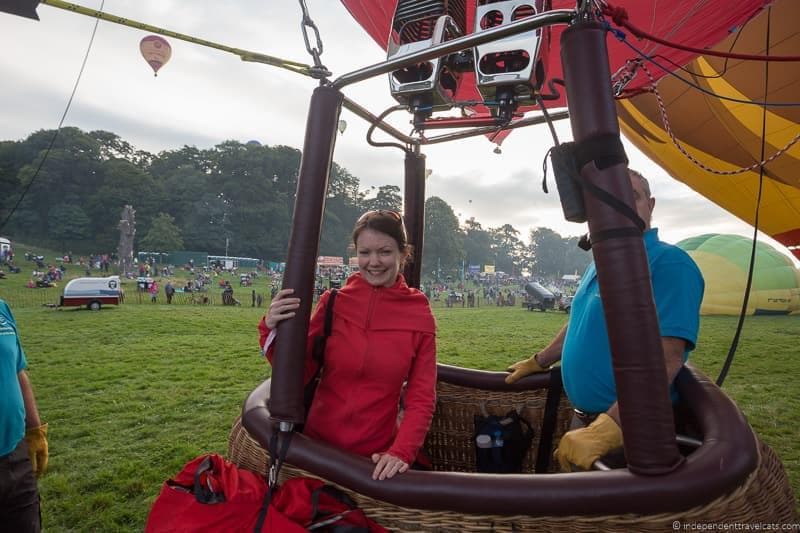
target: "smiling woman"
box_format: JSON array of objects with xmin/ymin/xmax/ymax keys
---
[
  {"xmin": 353, "ymin": 210, "xmax": 409, "ymax": 288},
  {"xmin": 259, "ymin": 208, "xmax": 437, "ymax": 481}
]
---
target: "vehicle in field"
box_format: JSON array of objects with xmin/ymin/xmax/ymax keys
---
[
  {"xmin": 558, "ymin": 295, "xmax": 573, "ymax": 314},
  {"xmin": 523, "ymin": 282, "xmax": 556, "ymax": 311},
  {"xmin": 60, "ymin": 276, "xmax": 122, "ymax": 310}
]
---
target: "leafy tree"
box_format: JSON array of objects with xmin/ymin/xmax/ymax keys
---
[
  {"xmin": 90, "ymin": 130, "xmax": 136, "ymax": 161},
  {"xmin": 526, "ymin": 227, "xmax": 591, "ymax": 278},
  {"xmin": 320, "ymin": 162, "xmax": 364, "ymax": 258},
  {"xmin": 139, "ymin": 213, "xmax": 183, "ymax": 251},
  {"xmin": 363, "ymin": 184, "xmax": 402, "ymax": 212},
  {"xmin": 462, "ymin": 217, "xmax": 493, "ymax": 270},
  {"xmin": 422, "ymin": 196, "xmax": 463, "ymax": 280},
  {"xmin": 48, "ymin": 203, "xmax": 92, "ymax": 249},
  {"xmin": 528, "ymin": 227, "xmax": 564, "ymax": 276},
  {"xmin": 563, "ymin": 235, "xmax": 592, "ymax": 276},
  {"xmin": 490, "ymin": 223, "xmax": 524, "ymax": 275}
]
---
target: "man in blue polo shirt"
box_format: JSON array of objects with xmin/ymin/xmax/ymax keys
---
[
  {"xmin": 506, "ymin": 169, "xmax": 704, "ymax": 471},
  {"xmin": 1, "ymin": 299, "xmax": 48, "ymax": 531}
]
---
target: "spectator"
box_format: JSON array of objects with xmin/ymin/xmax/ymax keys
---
[
  {"xmin": 260, "ymin": 209, "xmax": 436, "ymax": 481},
  {"xmin": 149, "ymin": 280, "xmax": 159, "ymax": 303},
  {"xmin": 164, "ymin": 281, "xmax": 175, "ymax": 304},
  {"xmin": 505, "ymin": 169, "xmax": 704, "ymax": 471},
  {"xmin": 1, "ymin": 299, "xmax": 48, "ymax": 531}
]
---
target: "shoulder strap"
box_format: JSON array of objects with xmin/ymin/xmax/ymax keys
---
[
  {"xmin": 324, "ymin": 289, "xmax": 338, "ymax": 338},
  {"xmin": 535, "ymin": 366, "xmax": 563, "ymax": 473},
  {"xmin": 312, "ymin": 289, "xmax": 338, "ymax": 366}
]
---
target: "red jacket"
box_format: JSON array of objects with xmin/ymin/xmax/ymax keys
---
[{"xmin": 259, "ymin": 273, "xmax": 437, "ymax": 464}]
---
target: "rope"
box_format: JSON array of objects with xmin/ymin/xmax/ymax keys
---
[
  {"xmin": 641, "ymin": 62, "xmax": 800, "ymax": 176},
  {"xmin": 40, "ymin": 0, "xmax": 314, "ymax": 77},
  {"xmin": 608, "ymin": 29, "xmax": 800, "ymax": 107},
  {"xmin": 602, "ymin": 3, "xmax": 800, "ymax": 62},
  {"xmin": 0, "ymin": 0, "xmax": 104, "ymax": 233},
  {"xmin": 717, "ymin": 6, "xmax": 772, "ymax": 388}
]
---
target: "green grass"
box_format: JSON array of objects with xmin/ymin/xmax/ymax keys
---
[{"xmin": 5, "ymin": 298, "xmax": 799, "ymax": 531}]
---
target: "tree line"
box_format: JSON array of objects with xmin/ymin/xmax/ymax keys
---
[{"xmin": 0, "ymin": 127, "xmax": 590, "ymax": 279}]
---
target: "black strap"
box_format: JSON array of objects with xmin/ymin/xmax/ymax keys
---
[
  {"xmin": 312, "ymin": 289, "xmax": 338, "ymax": 367},
  {"xmin": 572, "ymin": 171, "xmax": 645, "ymax": 234},
  {"xmin": 310, "ymin": 484, "xmax": 358, "ymax": 520},
  {"xmin": 253, "ymin": 430, "xmax": 294, "ymax": 533},
  {"xmin": 573, "ymin": 133, "xmax": 628, "ymax": 171},
  {"xmin": 306, "ymin": 289, "xmax": 338, "ymax": 416},
  {"xmin": 570, "ymin": 134, "xmax": 646, "ymax": 234},
  {"xmin": 535, "ymin": 367, "xmax": 563, "ymax": 473},
  {"xmin": 192, "ymin": 456, "xmax": 226, "ymax": 504},
  {"xmin": 589, "ymin": 226, "xmax": 644, "ymax": 245}
]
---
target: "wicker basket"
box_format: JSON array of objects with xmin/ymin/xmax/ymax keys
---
[{"xmin": 229, "ymin": 379, "xmax": 798, "ymax": 531}]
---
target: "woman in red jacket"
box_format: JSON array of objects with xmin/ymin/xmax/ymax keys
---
[{"xmin": 259, "ymin": 210, "xmax": 437, "ymax": 481}]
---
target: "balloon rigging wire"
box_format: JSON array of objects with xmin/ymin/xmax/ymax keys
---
[
  {"xmin": 717, "ymin": 7, "xmax": 772, "ymax": 387},
  {"xmin": 0, "ymin": 0, "xmax": 104, "ymax": 234},
  {"xmin": 716, "ymin": 6, "xmax": 772, "ymax": 388},
  {"xmin": 610, "ymin": 26, "xmax": 800, "ymax": 108},
  {"xmin": 649, "ymin": 12, "xmax": 753, "ymax": 81},
  {"xmin": 602, "ymin": 3, "xmax": 800, "ymax": 62}
]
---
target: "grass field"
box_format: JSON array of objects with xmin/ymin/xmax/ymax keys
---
[{"xmin": 2, "ymin": 267, "xmax": 798, "ymax": 530}]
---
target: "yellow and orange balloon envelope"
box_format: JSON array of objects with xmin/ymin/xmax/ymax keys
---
[
  {"xmin": 139, "ymin": 35, "xmax": 172, "ymax": 76},
  {"xmin": 617, "ymin": 0, "xmax": 800, "ymax": 260}
]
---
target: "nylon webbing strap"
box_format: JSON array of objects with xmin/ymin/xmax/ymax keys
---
[
  {"xmin": 572, "ymin": 172, "xmax": 645, "ymax": 234},
  {"xmin": 254, "ymin": 430, "xmax": 294, "ymax": 532},
  {"xmin": 535, "ymin": 366, "xmax": 563, "ymax": 473},
  {"xmin": 312, "ymin": 288, "xmax": 338, "ymax": 366},
  {"xmin": 193, "ymin": 456, "xmax": 225, "ymax": 504},
  {"xmin": 574, "ymin": 133, "xmax": 627, "ymax": 171},
  {"xmin": 571, "ymin": 133, "xmax": 646, "ymax": 235},
  {"xmin": 588, "ymin": 226, "xmax": 643, "ymax": 246}
]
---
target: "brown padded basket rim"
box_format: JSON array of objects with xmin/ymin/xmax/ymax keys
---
[
  {"xmin": 238, "ymin": 364, "xmax": 769, "ymax": 516},
  {"xmin": 229, "ymin": 419, "xmax": 797, "ymax": 531}
]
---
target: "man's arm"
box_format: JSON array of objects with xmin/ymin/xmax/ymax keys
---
[
  {"xmin": 18, "ymin": 370, "xmax": 41, "ymax": 428},
  {"xmin": 555, "ymin": 336, "xmax": 688, "ymax": 471},
  {"xmin": 534, "ymin": 323, "xmax": 568, "ymax": 368},
  {"xmin": 20, "ymin": 370, "xmax": 48, "ymax": 477},
  {"xmin": 505, "ymin": 323, "xmax": 568, "ymax": 384},
  {"xmin": 604, "ymin": 336, "xmax": 686, "ymax": 425}
]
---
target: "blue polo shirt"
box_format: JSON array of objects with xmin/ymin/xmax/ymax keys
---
[
  {"xmin": 0, "ymin": 299, "xmax": 27, "ymax": 457},
  {"xmin": 561, "ymin": 229, "xmax": 704, "ymax": 414}
]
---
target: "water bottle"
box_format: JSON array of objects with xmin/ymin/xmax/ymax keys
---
[
  {"xmin": 475, "ymin": 434, "xmax": 492, "ymax": 472},
  {"xmin": 493, "ymin": 430, "xmax": 504, "ymax": 448},
  {"xmin": 492, "ymin": 430, "xmax": 504, "ymax": 471}
]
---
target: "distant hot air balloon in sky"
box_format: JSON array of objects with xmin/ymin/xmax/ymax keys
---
[{"xmin": 139, "ymin": 35, "xmax": 171, "ymax": 76}]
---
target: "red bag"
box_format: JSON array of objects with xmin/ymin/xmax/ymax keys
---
[
  {"xmin": 269, "ymin": 477, "xmax": 389, "ymax": 533},
  {"xmin": 145, "ymin": 453, "xmax": 387, "ymax": 532},
  {"xmin": 145, "ymin": 454, "xmax": 302, "ymax": 532}
]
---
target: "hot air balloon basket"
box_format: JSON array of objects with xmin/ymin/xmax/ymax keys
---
[{"xmin": 228, "ymin": 379, "xmax": 797, "ymax": 532}]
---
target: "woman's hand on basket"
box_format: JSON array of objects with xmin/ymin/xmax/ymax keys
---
[
  {"xmin": 371, "ymin": 452, "xmax": 409, "ymax": 480},
  {"xmin": 265, "ymin": 289, "xmax": 301, "ymax": 329}
]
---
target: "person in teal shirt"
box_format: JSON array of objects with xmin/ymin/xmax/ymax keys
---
[
  {"xmin": 506, "ymin": 169, "xmax": 704, "ymax": 471},
  {"xmin": 1, "ymin": 299, "xmax": 48, "ymax": 532}
]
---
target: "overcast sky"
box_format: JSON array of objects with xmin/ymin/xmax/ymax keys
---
[{"xmin": 1, "ymin": 1, "xmax": 793, "ymax": 262}]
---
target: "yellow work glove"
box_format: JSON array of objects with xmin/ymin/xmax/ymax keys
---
[
  {"xmin": 25, "ymin": 423, "xmax": 49, "ymax": 478},
  {"xmin": 555, "ymin": 414, "xmax": 623, "ymax": 471},
  {"xmin": 505, "ymin": 354, "xmax": 548, "ymax": 384}
]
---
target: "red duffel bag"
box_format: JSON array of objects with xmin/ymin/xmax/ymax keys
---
[
  {"xmin": 145, "ymin": 453, "xmax": 387, "ymax": 532},
  {"xmin": 145, "ymin": 453, "xmax": 303, "ymax": 533}
]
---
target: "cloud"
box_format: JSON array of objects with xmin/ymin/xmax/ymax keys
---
[{"xmin": 2, "ymin": 2, "xmax": 789, "ymax": 262}]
